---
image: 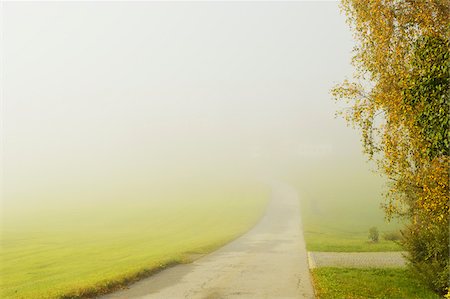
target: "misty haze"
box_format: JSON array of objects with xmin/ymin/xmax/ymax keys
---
[{"xmin": 1, "ymin": 1, "xmax": 448, "ymax": 299}]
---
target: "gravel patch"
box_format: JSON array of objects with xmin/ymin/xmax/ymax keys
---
[{"xmin": 308, "ymin": 251, "xmax": 407, "ymax": 268}]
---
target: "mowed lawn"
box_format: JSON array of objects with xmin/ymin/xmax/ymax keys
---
[
  {"xmin": 285, "ymin": 159, "xmax": 438, "ymax": 298},
  {"xmin": 1, "ymin": 182, "xmax": 269, "ymax": 299},
  {"xmin": 287, "ymin": 158, "xmax": 402, "ymax": 252},
  {"xmin": 311, "ymin": 268, "xmax": 440, "ymax": 299}
]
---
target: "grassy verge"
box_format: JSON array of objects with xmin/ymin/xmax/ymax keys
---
[
  {"xmin": 1, "ymin": 181, "xmax": 269, "ymax": 299},
  {"xmin": 284, "ymin": 159, "xmax": 436, "ymax": 297},
  {"xmin": 303, "ymin": 226, "xmax": 401, "ymax": 252},
  {"xmin": 311, "ymin": 267, "xmax": 440, "ymax": 299},
  {"xmin": 287, "ymin": 158, "xmax": 403, "ymax": 252}
]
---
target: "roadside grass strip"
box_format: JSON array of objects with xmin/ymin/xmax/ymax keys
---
[
  {"xmin": 311, "ymin": 267, "xmax": 440, "ymax": 299},
  {"xmin": 289, "ymin": 161, "xmax": 403, "ymax": 253}
]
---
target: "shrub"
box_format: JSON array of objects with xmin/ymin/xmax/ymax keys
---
[
  {"xmin": 368, "ymin": 227, "xmax": 379, "ymax": 243},
  {"xmin": 401, "ymin": 221, "xmax": 449, "ymax": 295},
  {"xmin": 383, "ymin": 231, "xmax": 402, "ymax": 241}
]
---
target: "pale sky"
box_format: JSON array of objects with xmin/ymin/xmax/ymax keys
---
[{"xmin": 2, "ymin": 1, "xmax": 364, "ymax": 204}]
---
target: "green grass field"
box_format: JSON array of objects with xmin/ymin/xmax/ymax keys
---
[
  {"xmin": 1, "ymin": 181, "xmax": 269, "ymax": 299},
  {"xmin": 286, "ymin": 158, "xmax": 403, "ymax": 252},
  {"xmin": 311, "ymin": 268, "xmax": 440, "ymax": 299},
  {"xmin": 286, "ymin": 159, "xmax": 434, "ymax": 298}
]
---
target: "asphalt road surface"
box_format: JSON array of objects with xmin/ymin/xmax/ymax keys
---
[{"xmin": 99, "ymin": 182, "xmax": 315, "ymax": 299}]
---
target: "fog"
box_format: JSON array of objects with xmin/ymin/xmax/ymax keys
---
[{"xmin": 2, "ymin": 1, "xmax": 373, "ymax": 213}]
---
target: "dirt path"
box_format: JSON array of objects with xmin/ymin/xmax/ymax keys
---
[{"xmin": 99, "ymin": 182, "xmax": 315, "ymax": 299}]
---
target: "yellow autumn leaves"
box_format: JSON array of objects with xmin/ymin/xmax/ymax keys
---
[{"xmin": 333, "ymin": 0, "xmax": 449, "ymax": 226}]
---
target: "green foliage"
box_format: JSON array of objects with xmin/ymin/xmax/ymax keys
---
[
  {"xmin": 403, "ymin": 35, "xmax": 450, "ymax": 160},
  {"xmin": 334, "ymin": 0, "xmax": 449, "ymax": 295},
  {"xmin": 401, "ymin": 221, "xmax": 450, "ymax": 295},
  {"xmin": 368, "ymin": 226, "xmax": 379, "ymax": 243},
  {"xmin": 400, "ymin": 34, "xmax": 450, "ymax": 296}
]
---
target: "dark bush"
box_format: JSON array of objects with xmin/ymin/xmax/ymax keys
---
[
  {"xmin": 368, "ymin": 227, "xmax": 379, "ymax": 243},
  {"xmin": 383, "ymin": 231, "xmax": 402, "ymax": 241},
  {"xmin": 401, "ymin": 221, "xmax": 449, "ymax": 295}
]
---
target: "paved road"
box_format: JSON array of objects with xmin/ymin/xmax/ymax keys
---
[
  {"xmin": 308, "ymin": 251, "xmax": 407, "ymax": 268},
  {"xmin": 99, "ymin": 182, "xmax": 315, "ymax": 299}
]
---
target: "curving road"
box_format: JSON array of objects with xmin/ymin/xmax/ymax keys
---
[{"xmin": 99, "ymin": 182, "xmax": 315, "ymax": 299}]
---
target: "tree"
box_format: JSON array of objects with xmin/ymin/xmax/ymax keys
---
[{"xmin": 332, "ymin": 0, "xmax": 449, "ymax": 295}]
